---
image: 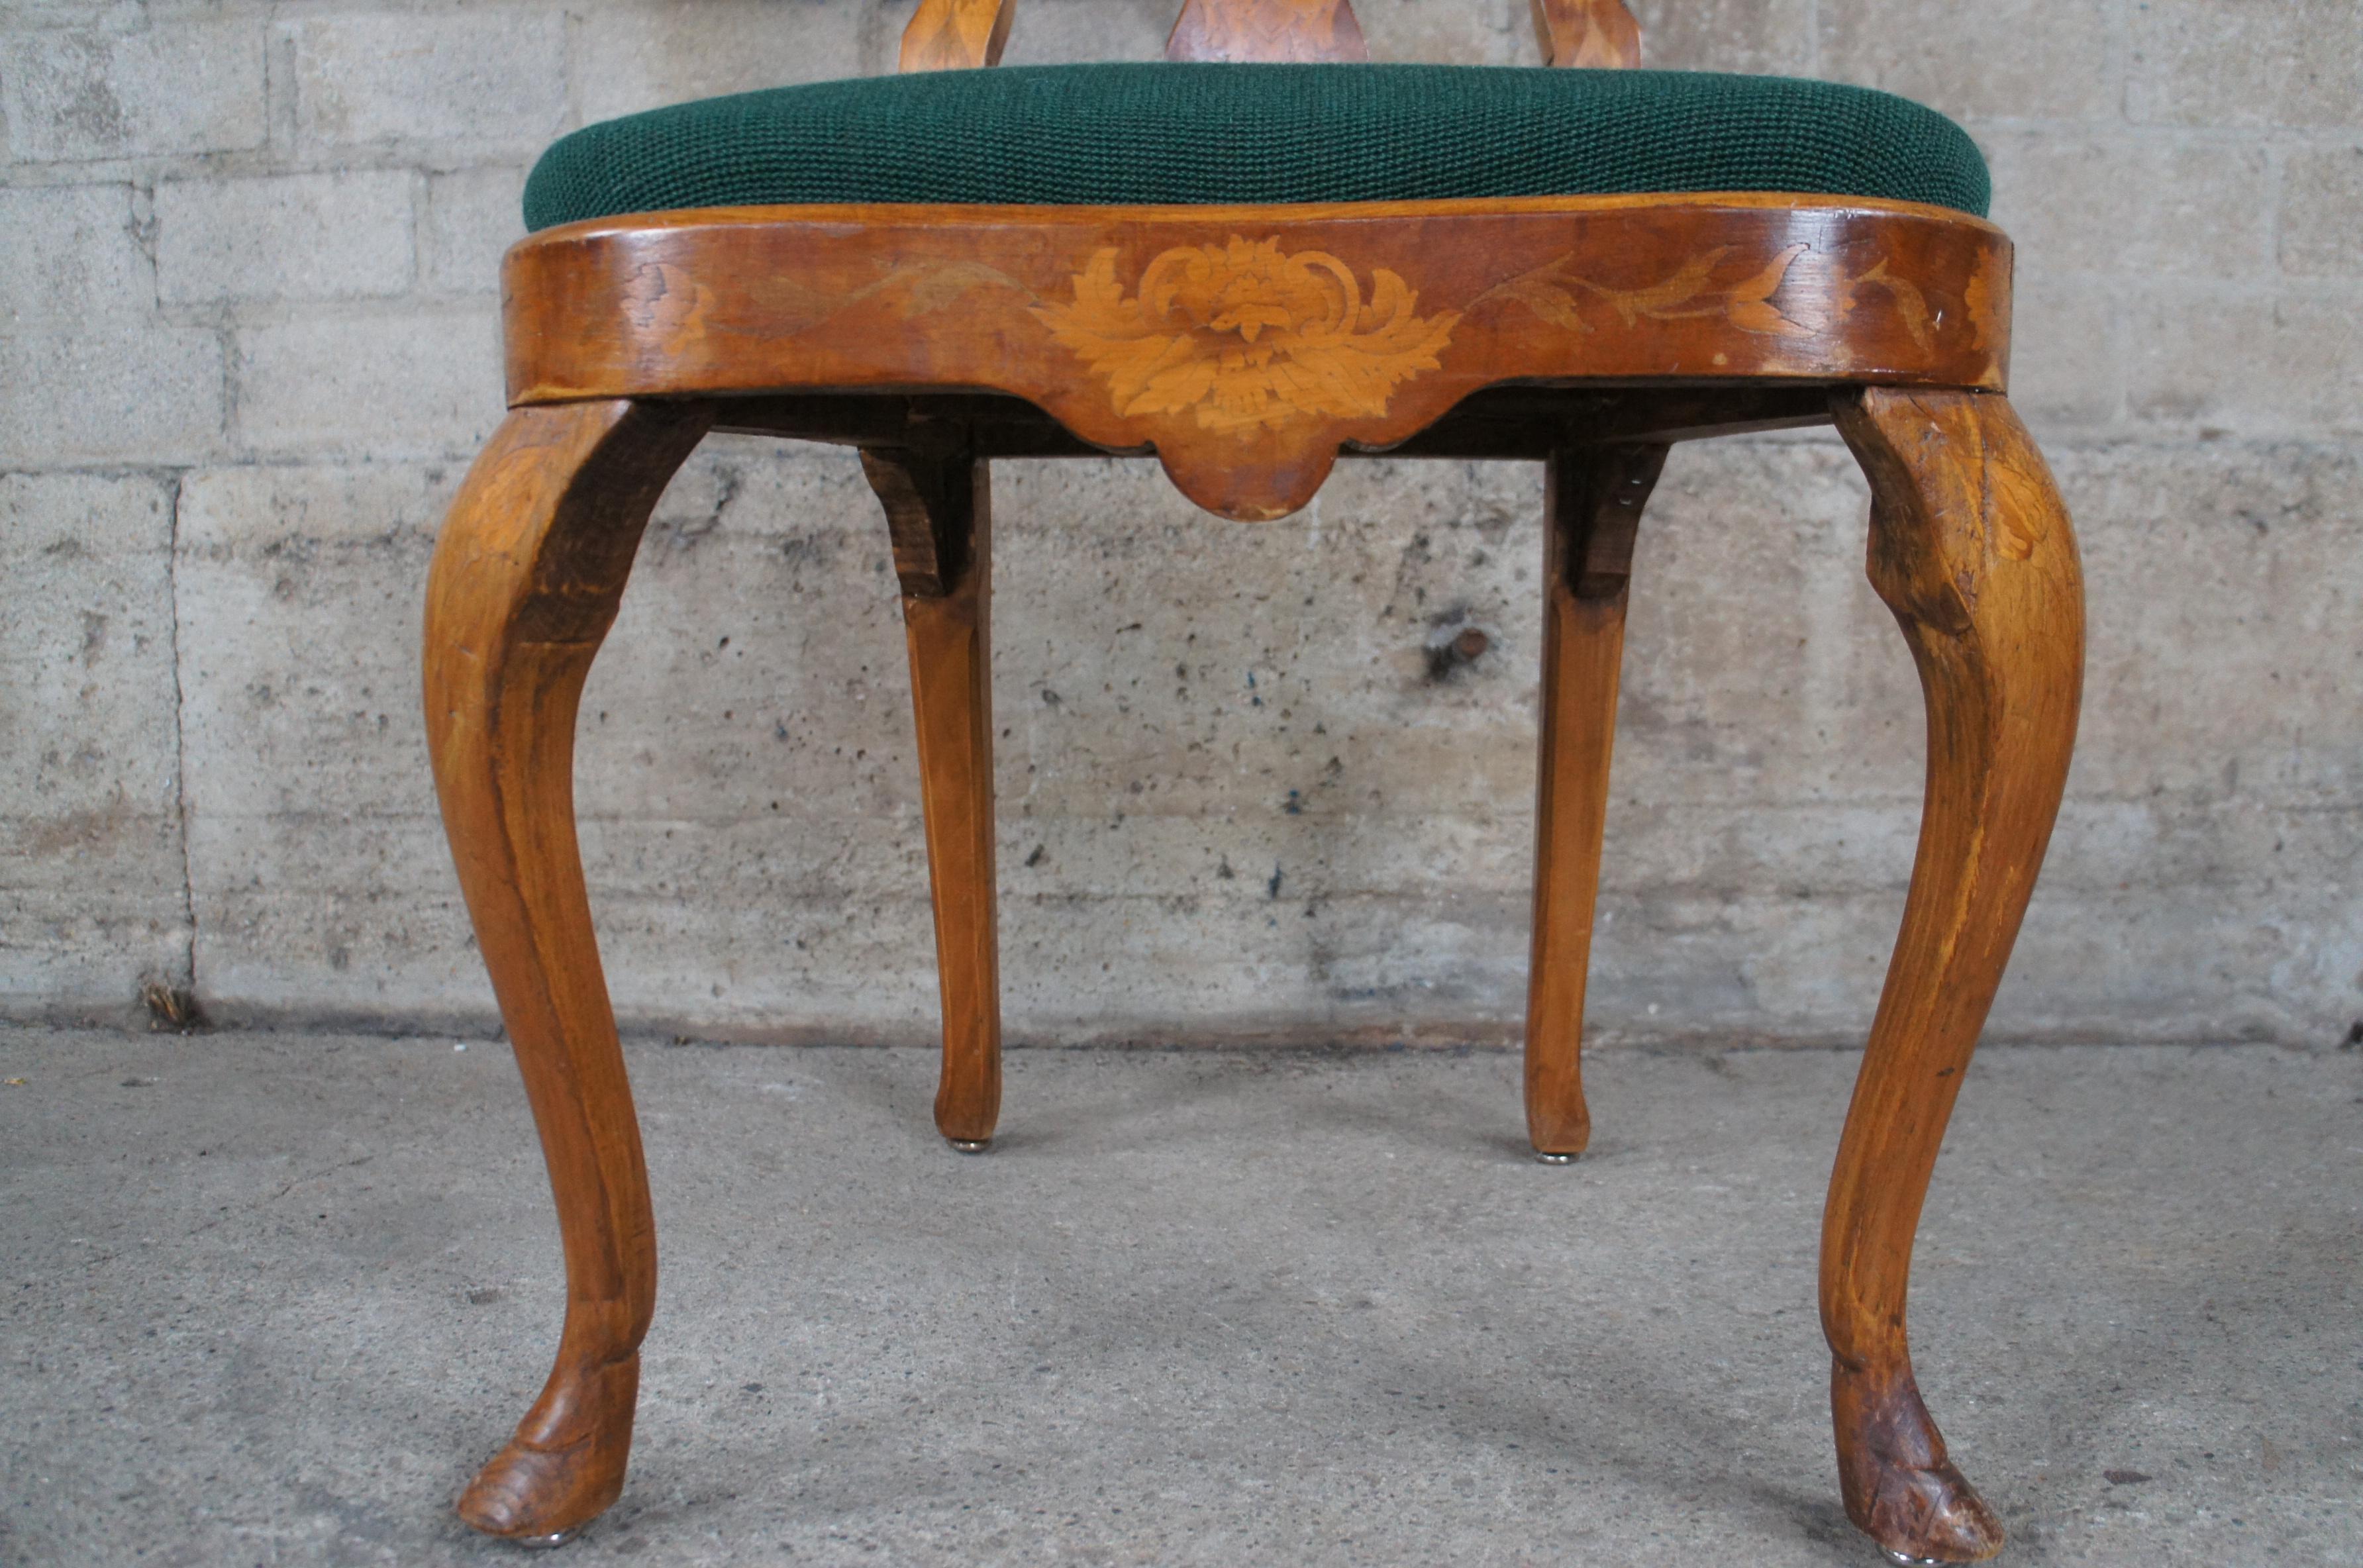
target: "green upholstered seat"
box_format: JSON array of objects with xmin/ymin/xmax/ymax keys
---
[{"xmin": 523, "ymin": 63, "xmax": 1988, "ymax": 234}]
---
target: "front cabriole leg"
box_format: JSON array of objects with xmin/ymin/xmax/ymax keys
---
[
  {"xmin": 424, "ymin": 399, "xmax": 712, "ymax": 1540},
  {"xmin": 1821, "ymin": 388, "xmax": 2083, "ymax": 1563}
]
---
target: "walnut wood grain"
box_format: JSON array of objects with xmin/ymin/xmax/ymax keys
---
[
  {"xmin": 1530, "ymin": 0, "xmax": 1641, "ymax": 66},
  {"xmin": 1821, "ymin": 386, "xmax": 2084, "ymax": 1564},
  {"xmin": 441, "ymin": 6, "xmax": 2080, "ymax": 1549},
  {"xmin": 862, "ymin": 448, "xmax": 1004, "ymax": 1148},
  {"xmin": 1524, "ymin": 442, "xmax": 1664, "ymax": 1157},
  {"xmin": 899, "ymin": 0, "xmax": 1017, "ymax": 72},
  {"xmin": 1166, "ymin": 0, "xmax": 1367, "ymax": 61},
  {"xmin": 424, "ymin": 399, "xmax": 713, "ymax": 1540},
  {"xmin": 507, "ymin": 194, "xmax": 2011, "ymax": 521}
]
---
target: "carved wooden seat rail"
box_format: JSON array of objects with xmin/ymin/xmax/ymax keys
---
[{"xmin": 424, "ymin": 0, "xmax": 2082, "ymax": 1561}]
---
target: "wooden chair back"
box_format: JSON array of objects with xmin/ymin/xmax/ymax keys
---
[{"xmin": 900, "ymin": 0, "xmax": 1641, "ymax": 73}]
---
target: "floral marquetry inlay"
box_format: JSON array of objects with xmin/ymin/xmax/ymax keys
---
[{"xmin": 1034, "ymin": 238, "xmax": 1460, "ymax": 434}]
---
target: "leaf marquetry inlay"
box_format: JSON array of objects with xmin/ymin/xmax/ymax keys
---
[{"xmin": 1472, "ymin": 242, "xmax": 1815, "ymax": 339}]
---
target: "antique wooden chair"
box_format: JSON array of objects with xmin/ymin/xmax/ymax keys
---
[{"xmin": 423, "ymin": 0, "xmax": 2082, "ymax": 1558}]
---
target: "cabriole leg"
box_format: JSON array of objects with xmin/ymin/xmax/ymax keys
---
[
  {"xmin": 424, "ymin": 399, "xmax": 711, "ymax": 1538},
  {"xmin": 1823, "ymin": 388, "xmax": 2084, "ymax": 1563},
  {"xmin": 1525, "ymin": 443, "xmax": 1666, "ymax": 1159},
  {"xmin": 863, "ymin": 448, "xmax": 1003, "ymax": 1150}
]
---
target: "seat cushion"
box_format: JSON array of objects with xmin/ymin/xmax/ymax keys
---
[{"xmin": 522, "ymin": 63, "xmax": 1988, "ymax": 233}]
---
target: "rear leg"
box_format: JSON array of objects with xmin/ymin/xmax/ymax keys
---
[
  {"xmin": 864, "ymin": 447, "xmax": 1003, "ymax": 1150},
  {"xmin": 1524, "ymin": 443, "xmax": 1666, "ymax": 1158}
]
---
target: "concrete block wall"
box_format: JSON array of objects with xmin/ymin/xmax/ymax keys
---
[{"xmin": 2, "ymin": 0, "xmax": 2358, "ymax": 1046}]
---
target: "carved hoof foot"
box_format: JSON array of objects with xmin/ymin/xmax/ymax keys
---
[
  {"xmin": 1832, "ymin": 1359, "xmax": 2004, "ymax": 1565},
  {"xmin": 947, "ymin": 1138, "xmax": 991, "ymax": 1154},
  {"xmin": 458, "ymin": 1439, "xmax": 623, "ymax": 1540},
  {"xmin": 458, "ymin": 1356, "xmax": 638, "ymax": 1541}
]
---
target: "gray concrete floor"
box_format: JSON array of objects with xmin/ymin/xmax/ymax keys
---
[{"xmin": 2, "ymin": 1031, "xmax": 2358, "ymax": 1567}]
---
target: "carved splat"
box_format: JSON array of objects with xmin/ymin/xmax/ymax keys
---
[
  {"xmin": 1530, "ymin": 0, "xmax": 1642, "ymax": 67},
  {"xmin": 1166, "ymin": 0, "xmax": 1368, "ymax": 63},
  {"xmin": 896, "ymin": 0, "xmax": 1642, "ymax": 81},
  {"xmin": 899, "ymin": 0, "xmax": 1016, "ymax": 72}
]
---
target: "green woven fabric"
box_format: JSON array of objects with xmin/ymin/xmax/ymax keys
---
[{"xmin": 523, "ymin": 63, "xmax": 1987, "ymax": 232}]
